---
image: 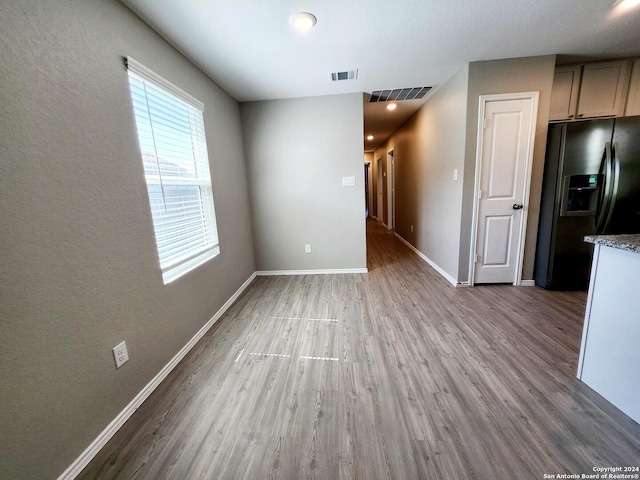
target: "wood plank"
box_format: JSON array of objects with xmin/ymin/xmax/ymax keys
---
[{"xmin": 78, "ymin": 220, "xmax": 640, "ymax": 480}]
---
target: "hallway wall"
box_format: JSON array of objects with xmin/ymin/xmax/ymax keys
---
[
  {"xmin": 373, "ymin": 65, "xmax": 469, "ymax": 282},
  {"xmin": 460, "ymin": 55, "xmax": 555, "ymax": 282},
  {"xmin": 371, "ymin": 56, "xmax": 555, "ymax": 285},
  {"xmin": 241, "ymin": 94, "xmax": 366, "ymax": 272}
]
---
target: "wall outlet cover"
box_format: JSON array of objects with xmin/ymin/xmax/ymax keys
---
[{"xmin": 113, "ymin": 341, "xmax": 129, "ymax": 369}]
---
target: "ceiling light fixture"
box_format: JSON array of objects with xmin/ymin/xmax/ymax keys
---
[
  {"xmin": 367, "ymin": 135, "xmax": 374, "ymax": 141},
  {"xmin": 289, "ymin": 12, "xmax": 317, "ymax": 32},
  {"xmin": 615, "ymin": 0, "xmax": 640, "ymax": 8},
  {"xmin": 386, "ymin": 103, "xmax": 397, "ymax": 111}
]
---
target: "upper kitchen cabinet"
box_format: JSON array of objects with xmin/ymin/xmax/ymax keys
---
[
  {"xmin": 625, "ymin": 59, "xmax": 640, "ymax": 116},
  {"xmin": 549, "ymin": 65, "xmax": 582, "ymax": 121},
  {"xmin": 550, "ymin": 60, "xmax": 632, "ymax": 122},
  {"xmin": 577, "ymin": 60, "xmax": 630, "ymax": 119}
]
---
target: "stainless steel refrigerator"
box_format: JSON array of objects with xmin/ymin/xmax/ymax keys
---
[{"xmin": 535, "ymin": 116, "xmax": 640, "ymax": 290}]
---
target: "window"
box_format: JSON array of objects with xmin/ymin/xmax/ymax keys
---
[{"xmin": 126, "ymin": 57, "xmax": 219, "ymax": 284}]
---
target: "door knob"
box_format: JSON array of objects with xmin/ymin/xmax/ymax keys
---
[{"xmin": 512, "ymin": 203, "xmax": 523, "ymax": 210}]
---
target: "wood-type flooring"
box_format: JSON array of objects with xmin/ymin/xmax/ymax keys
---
[{"xmin": 79, "ymin": 220, "xmax": 640, "ymax": 479}]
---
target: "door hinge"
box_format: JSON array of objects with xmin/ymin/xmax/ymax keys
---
[
  {"xmin": 483, "ymin": 118, "xmax": 487, "ymax": 129},
  {"xmin": 475, "ymin": 254, "xmax": 481, "ymax": 263},
  {"xmin": 478, "ymin": 189, "xmax": 483, "ymax": 199}
]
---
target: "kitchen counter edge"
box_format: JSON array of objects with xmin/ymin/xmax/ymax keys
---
[{"xmin": 584, "ymin": 234, "xmax": 640, "ymax": 254}]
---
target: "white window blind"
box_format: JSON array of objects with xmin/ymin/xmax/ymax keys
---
[{"xmin": 126, "ymin": 57, "xmax": 219, "ymax": 284}]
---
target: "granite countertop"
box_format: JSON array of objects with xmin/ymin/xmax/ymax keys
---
[{"xmin": 584, "ymin": 234, "xmax": 640, "ymax": 254}]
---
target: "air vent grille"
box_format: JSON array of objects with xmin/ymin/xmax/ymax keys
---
[
  {"xmin": 369, "ymin": 86, "xmax": 433, "ymax": 102},
  {"xmin": 330, "ymin": 69, "xmax": 358, "ymax": 81}
]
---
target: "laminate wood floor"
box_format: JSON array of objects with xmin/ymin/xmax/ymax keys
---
[{"xmin": 79, "ymin": 220, "xmax": 640, "ymax": 479}]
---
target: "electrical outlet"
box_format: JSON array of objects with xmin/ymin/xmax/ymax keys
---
[
  {"xmin": 305, "ymin": 244, "xmax": 312, "ymax": 254},
  {"xmin": 113, "ymin": 341, "xmax": 129, "ymax": 369}
]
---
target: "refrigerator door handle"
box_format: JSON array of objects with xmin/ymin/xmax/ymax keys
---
[
  {"xmin": 601, "ymin": 142, "xmax": 621, "ymax": 234},
  {"xmin": 595, "ymin": 142, "xmax": 614, "ymax": 234}
]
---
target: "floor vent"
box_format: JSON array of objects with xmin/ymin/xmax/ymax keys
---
[
  {"xmin": 330, "ymin": 70, "xmax": 358, "ymax": 81},
  {"xmin": 369, "ymin": 86, "xmax": 433, "ymax": 102}
]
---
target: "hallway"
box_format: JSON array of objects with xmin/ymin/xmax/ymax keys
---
[{"xmin": 79, "ymin": 220, "xmax": 640, "ymax": 479}]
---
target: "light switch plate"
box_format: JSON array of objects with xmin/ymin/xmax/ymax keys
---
[{"xmin": 342, "ymin": 176, "xmax": 356, "ymax": 187}]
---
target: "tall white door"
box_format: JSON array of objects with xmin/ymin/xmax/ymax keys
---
[{"xmin": 473, "ymin": 93, "xmax": 538, "ymax": 284}]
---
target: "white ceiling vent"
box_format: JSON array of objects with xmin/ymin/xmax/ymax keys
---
[
  {"xmin": 330, "ymin": 69, "xmax": 358, "ymax": 82},
  {"xmin": 369, "ymin": 86, "xmax": 433, "ymax": 102}
]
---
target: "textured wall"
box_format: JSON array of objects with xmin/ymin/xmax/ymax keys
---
[
  {"xmin": 371, "ymin": 57, "xmax": 554, "ymax": 285},
  {"xmin": 462, "ymin": 55, "xmax": 555, "ymax": 282},
  {"xmin": 0, "ymin": 1, "xmax": 255, "ymax": 478},
  {"xmin": 240, "ymin": 94, "xmax": 366, "ymax": 272}
]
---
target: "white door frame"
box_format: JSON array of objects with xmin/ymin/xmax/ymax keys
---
[
  {"xmin": 365, "ymin": 161, "xmax": 373, "ymax": 217},
  {"xmin": 468, "ymin": 92, "xmax": 539, "ymax": 286},
  {"xmin": 388, "ymin": 148, "xmax": 395, "ymax": 230},
  {"xmin": 376, "ymin": 157, "xmax": 383, "ymax": 221}
]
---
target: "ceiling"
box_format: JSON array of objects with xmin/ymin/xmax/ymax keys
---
[{"xmin": 121, "ymin": 0, "xmax": 640, "ymax": 151}]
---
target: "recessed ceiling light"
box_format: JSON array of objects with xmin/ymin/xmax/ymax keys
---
[
  {"xmin": 615, "ymin": 0, "xmax": 640, "ymax": 7},
  {"xmin": 367, "ymin": 135, "xmax": 374, "ymax": 141},
  {"xmin": 289, "ymin": 12, "xmax": 317, "ymax": 32},
  {"xmin": 386, "ymin": 103, "xmax": 397, "ymax": 111}
]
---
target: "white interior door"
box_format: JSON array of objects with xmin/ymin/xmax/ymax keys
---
[{"xmin": 472, "ymin": 93, "xmax": 538, "ymax": 285}]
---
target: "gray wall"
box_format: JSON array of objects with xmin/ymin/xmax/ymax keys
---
[
  {"xmin": 0, "ymin": 1, "xmax": 255, "ymax": 479},
  {"xmin": 373, "ymin": 65, "xmax": 470, "ymax": 281},
  {"xmin": 461, "ymin": 55, "xmax": 555, "ymax": 282},
  {"xmin": 372, "ymin": 56, "xmax": 554, "ymax": 284},
  {"xmin": 241, "ymin": 95, "xmax": 367, "ymax": 272}
]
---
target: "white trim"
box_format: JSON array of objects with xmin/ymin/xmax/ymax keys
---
[
  {"xmin": 394, "ymin": 233, "xmax": 459, "ymax": 287},
  {"xmin": 256, "ymin": 268, "xmax": 368, "ymax": 276},
  {"xmin": 126, "ymin": 57, "xmax": 204, "ymax": 110},
  {"xmin": 520, "ymin": 280, "xmax": 536, "ymax": 287},
  {"xmin": 57, "ymin": 272, "xmax": 257, "ymax": 480},
  {"xmin": 376, "ymin": 157, "xmax": 384, "ymax": 221},
  {"xmin": 577, "ymin": 244, "xmax": 600, "ymax": 379},
  {"xmin": 365, "ymin": 161, "xmax": 373, "ymax": 218},
  {"xmin": 469, "ymin": 91, "xmax": 539, "ymax": 287},
  {"xmin": 388, "ymin": 148, "xmax": 396, "ymax": 231},
  {"xmin": 163, "ymin": 245, "xmax": 220, "ymax": 284}
]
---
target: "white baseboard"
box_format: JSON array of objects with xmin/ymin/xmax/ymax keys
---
[
  {"xmin": 520, "ymin": 279, "xmax": 535, "ymax": 287},
  {"xmin": 256, "ymin": 268, "xmax": 368, "ymax": 276},
  {"xmin": 393, "ymin": 233, "xmax": 459, "ymax": 287},
  {"xmin": 58, "ymin": 272, "xmax": 258, "ymax": 480}
]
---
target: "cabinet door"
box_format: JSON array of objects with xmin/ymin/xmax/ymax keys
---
[
  {"xmin": 549, "ymin": 65, "xmax": 581, "ymax": 121},
  {"xmin": 625, "ymin": 59, "xmax": 640, "ymax": 116},
  {"xmin": 577, "ymin": 60, "xmax": 631, "ymax": 119}
]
